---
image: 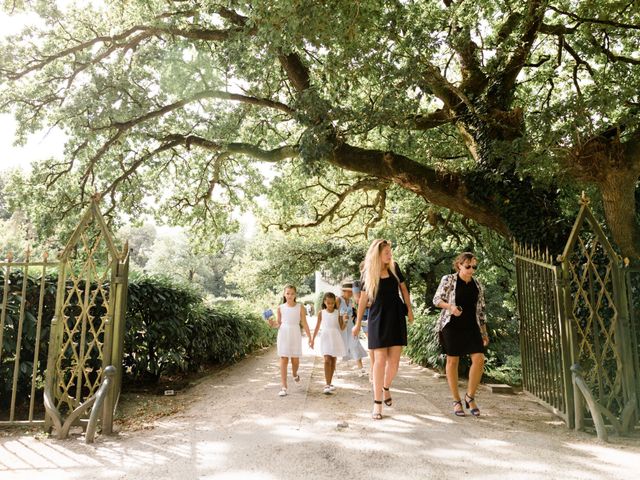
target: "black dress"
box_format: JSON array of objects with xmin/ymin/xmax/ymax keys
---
[
  {"xmin": 366, "ymin": 263, "xmax": 408, "ymax": 349},
  {"xmin": 441, "ymin": 277, "xmax": 484, "ymax": 356}
]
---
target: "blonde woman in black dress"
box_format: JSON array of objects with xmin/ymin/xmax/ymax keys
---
[
  {"xmin": 433, "ymin": 252, "xmax": 489, "ymax": 416},
  {"xmin": 353, "ymin": 239, "xmax": 414, "ymax": 419}
]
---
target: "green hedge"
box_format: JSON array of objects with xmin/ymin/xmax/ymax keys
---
[
  {"xmin": 2, "ymin": 272, "xmax": 276, "ymax": 411},
  {"xmin": 124, "ymin": 275, "xmax": 276, "ymax": 382},
  {"xmin": 406, "ymin": 307, "xmax": 522, "ymax": 385},
  {"xmin": 0, "ymin": 271, "xmax": 56, "ymax": 411}
]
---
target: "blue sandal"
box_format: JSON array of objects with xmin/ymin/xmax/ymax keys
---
[
  {"xmin": 465, "ymin": 393, "xmax": 480, "ymax": 417},
  {"xmin": 452, "ymin": 400, "xmax": 466, "ymax": 417}
]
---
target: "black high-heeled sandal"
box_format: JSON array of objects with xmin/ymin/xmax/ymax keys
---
[
  {"xmin": 372, "ymin": 400, "xmax": 383, "ymax": 420},
  {"xmin": 465, "ymin": 393, "xmax": 480, "ymax": 417},
  {"xmin": 383, "ymin": 386, "xmax": 392, "ymax": 406},
  {"xmin": 452, "ymin": 399, "xmax": 466, "ymax": 417}
]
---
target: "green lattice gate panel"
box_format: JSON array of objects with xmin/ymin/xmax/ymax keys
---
[
  {"xmin": 44, "ymin": 197, "xmax": 129, "ymax": 437},
  {"xmin": 560, "ymin": 197, "xmax": 637, "ymax": 431},
  {"xmin": 52, "ymin": 232, "xmax": 115, "ymax": 414}
]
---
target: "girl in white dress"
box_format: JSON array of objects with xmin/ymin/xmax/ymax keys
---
[
  {"xmin": 276, "ymin": 284, "xmax": 311, "ymax": 397},
  {"xmin": 310, "ymin": 292, "xmax": 346, "ymax": 394}
]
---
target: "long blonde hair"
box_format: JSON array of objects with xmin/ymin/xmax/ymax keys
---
[{"xmin": 363, "ymin": 239, "xmax": 400, "ymax": 299}]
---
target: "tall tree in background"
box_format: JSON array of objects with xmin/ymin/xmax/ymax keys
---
[{"xmin": 1, "ymin": 1, "xmax": 638, "ymax": 260}]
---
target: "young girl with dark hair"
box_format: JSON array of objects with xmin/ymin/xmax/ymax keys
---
[{"xmin": 310, "ymin": 292, "xmax": 346, "ymax": 394}]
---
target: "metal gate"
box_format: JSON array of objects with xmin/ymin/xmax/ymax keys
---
[
  {"xmin": 516, "ymin": 195, "xmax": 638, "ymax": 440},
  {"xmin": 515, "ymin": 245, "xmax": 573, "ymax": 426},
  {"xmin": 0, "ymin": 196, "xmax": 129, "ymax": 440}
]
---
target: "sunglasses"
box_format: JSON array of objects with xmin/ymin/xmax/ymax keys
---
[{"xmin": 463, "ymin": 265, "xmax": 478, "ymax": 270}]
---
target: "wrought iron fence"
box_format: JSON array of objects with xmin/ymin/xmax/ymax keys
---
[{"xmin": 0, "ymin": 252, "xmax": 56, "ymax": 426}]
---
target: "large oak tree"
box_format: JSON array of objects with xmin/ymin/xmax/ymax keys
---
[{"xmin": 1, "ymin": 1, "xmax": 639, "ymax": 259}]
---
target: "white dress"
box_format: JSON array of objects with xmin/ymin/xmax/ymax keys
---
[
  {"xmin": 320, "ymin": 309, "xmax": 347, "ymax": 357},
  {"xmin": 277, "ymin": 303, "xmax": 303, "ymax": 357},
  {"xmin": 339, "ymin": 296, "xmax": 368, "ymax": 360}
]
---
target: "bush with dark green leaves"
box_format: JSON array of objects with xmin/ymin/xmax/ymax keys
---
[
  {"xmin": 124, "ymin": 275, "xmax": 276, "ymax": 382},
  {"xmin": 2, "ymin": 272, "xmax": 276, "ymax": 412},
  {"xmin": 406, "ymin": 303, "xmax": 521, "ymax": 386}
]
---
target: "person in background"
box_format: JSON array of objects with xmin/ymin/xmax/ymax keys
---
[
  {"xmin": 338, "ymin": 282, "xmax": 367, "ymax": 375},
  {"xmin": 353, "ymin": 279, "xmax": 374, "ymax": 383},
  {"xmin": 353, "ymin": 240, "xmax": 414, "ymax": 419},
  {"xmin": 276, "ymin": 284, "xmax": 312, "ymax": 397},
  {"xmin": 433, "ymin": 252, "xmax": 489, "ymax": 417}
]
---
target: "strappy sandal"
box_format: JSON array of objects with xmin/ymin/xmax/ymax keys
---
[
  {"xmin": 293, "ymin": 374, "xmax": 301, "ymax": 383},
  {"xmin": 372, "ymin": 400, "xmax": 383, "ymax": 420},
  {"xmin": 452, "ymin": 399, "xmax": 466, "ymax": 417},
  {"xmin": 383, "ymin": 386, "xmax": 392, "ymax": 406},
  {"xmin": 465, "ymin": 393, "xmax": 480, "ymax": 417}
]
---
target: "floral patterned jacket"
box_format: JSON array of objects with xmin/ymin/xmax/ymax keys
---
[{"xmin": 432, "ymin": 273, "xmax": 486, "ymax": 332}]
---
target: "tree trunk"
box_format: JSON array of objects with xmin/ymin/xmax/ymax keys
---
[{"xmin": 600, "ymin": 173, "xmax": 640, "ymax": 261}]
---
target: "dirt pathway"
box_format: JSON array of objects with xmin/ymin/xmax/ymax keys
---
[{"xmin": 1, "ymin": 337, "xmax": 639, "ymax": 480}]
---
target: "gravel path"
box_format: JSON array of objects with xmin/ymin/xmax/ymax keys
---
[{"xmin": 1, "ymin": 331, "xmax": 639, "ymax": 480}]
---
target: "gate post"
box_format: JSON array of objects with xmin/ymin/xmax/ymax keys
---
[
  {"xmin": 559, "ymin": 254, "xmax": 583, "ymax": 431},
  {"xmin": 554, "ymin": 263, "xmax": 575, "ymax": 428},
  {"xmin": 102, "ymin": 247, "xmax": 129, "ymax": 435},
  {"xmin": 613, "ymin": 265, "xmax": 637, "ymax": 432}
]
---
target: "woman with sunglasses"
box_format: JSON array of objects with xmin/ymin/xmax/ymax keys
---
[{"xmin": 433, "ymin": 252, "xmax": 489, "ymax": 417}]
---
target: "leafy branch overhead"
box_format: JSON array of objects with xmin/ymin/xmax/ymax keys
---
[{"xmin": 1, "ymin": 1, "xmax": 639, "ymax": 259}]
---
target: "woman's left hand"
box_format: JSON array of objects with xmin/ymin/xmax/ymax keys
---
[{"xmin": 482, "ymin": 336, "xmax": 490, "ymax": 347}]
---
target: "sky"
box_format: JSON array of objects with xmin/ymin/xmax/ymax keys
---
[
  {"xmin": 0, "ymin": 114, "xmax": 66, "ymax": 172},
  {"xmin": 0, "ymin": 10, "xmax": 65, "ymax": 172}
]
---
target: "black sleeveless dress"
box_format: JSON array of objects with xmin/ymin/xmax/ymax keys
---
[
  {"xmin": 366, "ymin": 263, "xmax": 408, "ymax": 349},
  {"xmin": 441, "ymin": 276, "xmax": 484, "ymax": 356}
]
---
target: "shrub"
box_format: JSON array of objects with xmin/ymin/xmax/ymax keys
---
[
  {"xmin": 124, "ymin": 275, "xmax": 276, "ymax": 382},
  {"xmin": 0, "ymin": 271, "xmax": 56, "ymax": 412},
  {"xmin": 406, "ymin": 301, "xmax": 522, "ymax": 385},
  {"xmin": 405, "ymin": 311, "xmax": 442, "ymax": 370}
]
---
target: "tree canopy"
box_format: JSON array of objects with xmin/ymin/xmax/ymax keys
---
[{"xmin": 1, "ymin": 1, "xmax": 639, "ymax": 260}]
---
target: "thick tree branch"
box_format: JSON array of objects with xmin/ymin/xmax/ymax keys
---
[
  {"xmin": 539, "ymin": 22, "xmax": 578, "ymax": 35},
  {"xmin": 329, "ymin": 142, "xmax": 511, "ymax": 236},
  {"xmin": 79, "ymin": 90, "xmax": 294, "ymax": 183},
  {"xmin": 490, "ymin": 0, "xmax": 546, "ymax": 108},
  {"xmin": 451, "ymin": 27, "xmax": 488, "ymax": 94},
  {"xmin": 406, "ymin": 109, "xmax": 453, "ymax": 130},
  {"xmin": 162, "ymin": 134, "xmax": 299, "ymax": 162},
  {"xmin": 278, "ymin": 52, "xmax": 311, "ymax": 92}
]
